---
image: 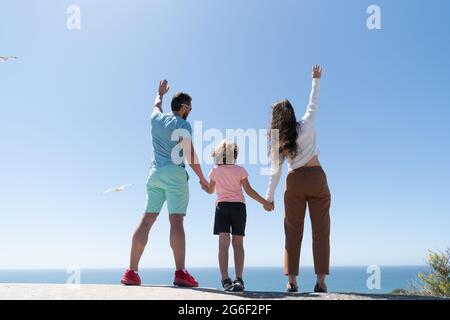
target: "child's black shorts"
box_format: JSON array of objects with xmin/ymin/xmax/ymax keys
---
[{"xmin": 213, "ymin": 202, "xmax": 247, "ymax": 236}]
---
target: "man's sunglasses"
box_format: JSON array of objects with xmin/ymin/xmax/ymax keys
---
[{"xmin": 181, "ymin": 104, "xmax": 192, "ymax": 111}]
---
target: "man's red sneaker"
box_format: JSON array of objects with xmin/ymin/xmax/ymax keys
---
[
  {"xmin": 120, "ymin": 269, "xmax": 141, "ymax": 286},
  {"xmin": 173, "ymin": 269, "xmax": 199, "ymax": 287}
]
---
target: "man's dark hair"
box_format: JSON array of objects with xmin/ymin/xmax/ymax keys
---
[{"xmin": 171, "ymin": 92, "xmax": 192, "ymax": 112}]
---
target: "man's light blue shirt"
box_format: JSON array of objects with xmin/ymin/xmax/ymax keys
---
[{"xmin": 150, "ymin": 110, "xmax": 193, "ymax": 168}]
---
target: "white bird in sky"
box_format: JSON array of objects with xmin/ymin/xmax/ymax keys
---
[
  {"xmin": 103, "ymin": 184, "xmax": 133, "ymax": 194},
  {"xmin": 0, "ymin": 56, "xmax": 18, "ymax": 63}
]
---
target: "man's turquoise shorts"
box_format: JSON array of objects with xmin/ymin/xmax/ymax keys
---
[{"xmin": 145, "ymin": 164, "xmax": 189, "ymax": 215}]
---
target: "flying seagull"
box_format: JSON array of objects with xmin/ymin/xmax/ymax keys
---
[
  {"xmin": 0, "ymin": 56, "xmax": 18, "ymax": 63},
  {"xmin": 103, "ymin": 184, "xmax": 133, "ymax": 194}
]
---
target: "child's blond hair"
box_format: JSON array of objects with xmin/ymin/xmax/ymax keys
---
[{"xmin": 212, "ymin": 139, "xmax": 239, "ymax": 165}]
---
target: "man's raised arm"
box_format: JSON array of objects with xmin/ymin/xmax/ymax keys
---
[{"xmin": 153, "ymin": 80, "xmax": 170, "ymax": 113}]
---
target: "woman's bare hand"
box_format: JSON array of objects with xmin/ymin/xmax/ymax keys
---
[{"xmin": 312, "ymin": 65, "xmax": 322, "ymax": 79}]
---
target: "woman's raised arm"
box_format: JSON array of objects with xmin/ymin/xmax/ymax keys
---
[{"xmin": 301, "ymin": 65, "xmax": 322, "ymax": 123}]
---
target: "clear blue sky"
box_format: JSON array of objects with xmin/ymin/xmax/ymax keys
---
[{"xmin": 1, "ymin": 0, "xmax": 449, "ymax": 269}]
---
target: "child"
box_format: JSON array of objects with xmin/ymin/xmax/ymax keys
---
[{"xmin": 204, "ymin": 139, "xmax": 274, "ymax": 292}]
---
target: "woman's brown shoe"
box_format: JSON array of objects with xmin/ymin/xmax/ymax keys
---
[
  {"xmin": 314, "ymin": 283, "xmax": 328, "ymax": 293},
  {"xmin": 287, "ymin": 282, "xmax": 298, "ymax": 293}
]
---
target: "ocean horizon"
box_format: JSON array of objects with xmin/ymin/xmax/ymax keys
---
[{"xmin": 0, "ymin": 266, "xmax": 427, "ymax": 294}]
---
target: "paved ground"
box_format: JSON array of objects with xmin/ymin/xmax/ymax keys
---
[{"xmin": 0, "ymin": 284, "xmax": 440, "ymax": 300}]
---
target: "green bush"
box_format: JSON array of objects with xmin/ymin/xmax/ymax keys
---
[
  {"xmin": 391, "ymin": 288, "xmax": 409, "ymax": 295},
  {"xmin": 418, "ymin": 248, "xmax": 450, "ymax": 297}
]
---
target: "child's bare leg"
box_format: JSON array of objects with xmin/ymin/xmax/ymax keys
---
[
  {"xmin": 232, "ymin": 235, "xmax": 244, "ymax": 279},
  {"xmin": 218, "ymin": 233, "xmax": 231, "ymax": 280}
]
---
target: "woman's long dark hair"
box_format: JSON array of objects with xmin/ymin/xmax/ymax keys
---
[{"xmin": 269, "ymin": 99, "xmax": 299, "ymax": 160}]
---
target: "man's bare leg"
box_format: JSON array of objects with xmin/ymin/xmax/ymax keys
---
[
  {"xmin": 129, "ymin": 213, "xmax": 158, "ymax": 271},
  {"xmin": 169, "ymin": 214, "xmax": 186, "ymax": 270}
]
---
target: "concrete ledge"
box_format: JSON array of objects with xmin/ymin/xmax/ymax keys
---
[{"xmin": 0, "ymin": 284, "xmax": 443, "ymax": 300}]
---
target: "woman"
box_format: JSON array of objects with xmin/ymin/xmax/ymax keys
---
[{"xmin": 266, "ymin": 65, "xmax": 331, "ymax": 293}]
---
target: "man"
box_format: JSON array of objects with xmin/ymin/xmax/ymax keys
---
[{"xmin": 121, "ymin": 80, "xmax": 209, "ymax": 287}]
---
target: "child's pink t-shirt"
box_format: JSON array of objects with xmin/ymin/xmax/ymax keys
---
[{"xmin": 209, "ymin": 165, "xmax": 248, "ymax": 203}]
